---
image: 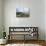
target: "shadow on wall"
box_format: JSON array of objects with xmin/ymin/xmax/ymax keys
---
[{"xmin": 0, "ymin": 30, "xmax": 3, "ymax": 39}]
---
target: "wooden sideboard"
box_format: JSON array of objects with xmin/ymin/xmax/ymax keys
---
[{"xmin": 9, "ymin": 27, "xmax": 38, "ymax": 40}]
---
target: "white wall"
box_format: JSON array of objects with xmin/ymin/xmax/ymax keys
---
[
  {"xmin": 0, "ymin": 0, "xmax": 3, "ymax": 38},
  {"xmin": 45, "ymin": 0, "xmax": 46, "ymax": 40},
  {"xmin": 3, "ymin": 0, "xmax": 45, "ymax": 40},
  {"xmin": 0, "ymin": 0, "xmax": 2, "ymax": 27}
]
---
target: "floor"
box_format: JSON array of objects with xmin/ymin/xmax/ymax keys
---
[
  {"xmin": 0, "ymin": 44, "xmax": 42, "ymax": 46},
  {"xmin": 0, "ymin": 40, "xmax": 46, "ymax": 46}
]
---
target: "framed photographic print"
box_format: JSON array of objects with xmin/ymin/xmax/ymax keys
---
[{"xmin": 16, "ymin": 8, "xmax": 30, "ymax": 17}]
